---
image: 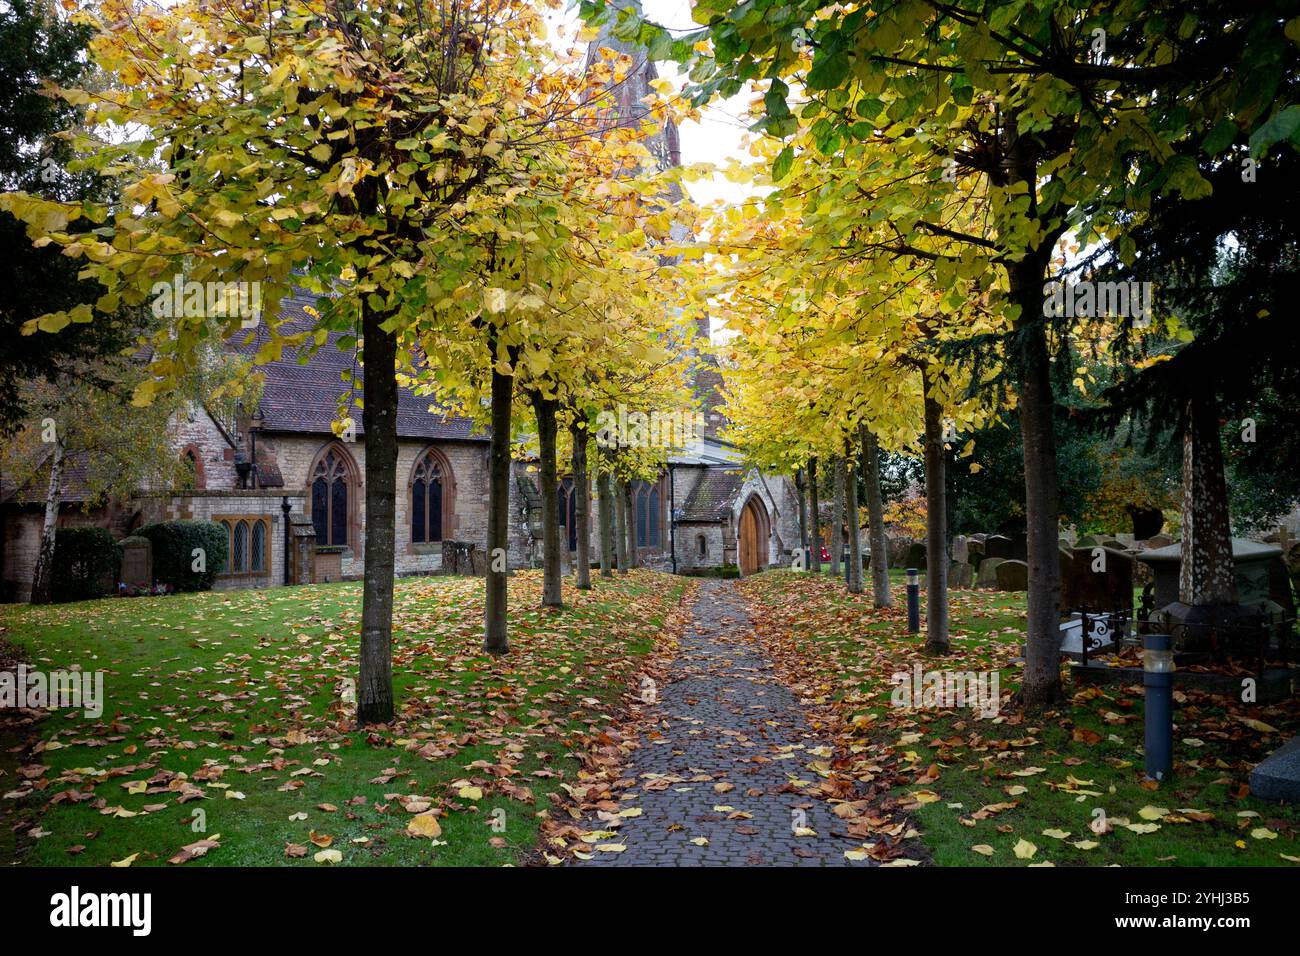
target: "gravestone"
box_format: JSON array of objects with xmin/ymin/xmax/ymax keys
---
[
  {"xmin": 948, "ymin": 561, "xmax": 973, "ymax": 589},
  {"xmin": 1136, "ymin": 538, "xmax": 1283, "ymax": 652},
  {"xmin": 1060, "ymin": 545, "xmax": 1135, "ymax": 616},
  {"xmin": 975, "ymin": 557, "xmax": 1004, "ymax": 588},
  {"xmin": 984, "ymin": 534, "xmax": 1027, "ymax": 562},
  {"xmin": 967, "ymin": 538, "xmax": 985, "ymax": 570},
  {"xmin": 995, "ymin": 559, "xmax": 1029, "ymax": 592},
  {"xmin": 442, "ymin": 540, "xmax": 488, "ymax": 576},
  {"xmin": 119, "ymin": 535, "xmax": 152, "ymax": 589},
  {"xmin": 288, "ymin": 515, "xmax": 317, "ymax": 585},
  {"xmin": 952, "ymin": 535, "xmax": 969, "ymax": 564},
  {"xmin": 889, "ymin": 536, "xmax": 912, "ymax": 568},
  {"xmin": 1143, "ymin": 534, "xmax": 1174, "ymax": 549},
  {"xmin": 1250, "ymin": 736, "xmax": 1300, "ymax": 804},
  {"xmin": 1137, "ymin": 538, "xmax": 1285, "ymax": 611}
]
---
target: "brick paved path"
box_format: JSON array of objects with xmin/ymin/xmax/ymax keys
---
[{"xmin": 575, "ymin": 578, "xmax": 870, "ymax": 866}]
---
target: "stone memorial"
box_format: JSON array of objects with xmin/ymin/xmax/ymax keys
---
[
  {"xmin": 994, "ymin": 559, "xmax": 1028, "ymax": 591},
  {"xmin": 1060, "ymin": 545, "xmax": 1135, "ymax": 616},
  {"xmin": 948, "ymin": 561, "xmax": 973, "ymax": 589},
  {"xmin": 975, "ymin": 557, "xmax": 1004, "ymax": 589},
  {"xmin": 119, "ymin": 535, "xmax": 152, "ymax": 589}
]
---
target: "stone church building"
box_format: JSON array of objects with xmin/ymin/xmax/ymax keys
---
[{"xmin": 0, "ymin": 2, "xmax": 799, "ymax": 600}]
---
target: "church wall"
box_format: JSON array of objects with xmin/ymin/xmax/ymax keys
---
[
  {"xmin": 170, "ymin": 405, "xmax": 238, "ymax": 491},
  {"xmin": 264, "ymin": 433, "xmax": 497, "ymax": 578}
]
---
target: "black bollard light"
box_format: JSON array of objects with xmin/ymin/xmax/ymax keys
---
[
  {"xmin": 1143, "ymin": 632, "xmax": 1175, "ymax": 781},
  {"xmin": 906, "ymin": 567, "xmax": 920, "ymax": 633}
]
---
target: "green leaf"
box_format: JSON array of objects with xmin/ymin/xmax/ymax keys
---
[
  {"xmin": 1202, "ymin": 118, "xmax": 1237, "ymax": 155},
  {"xmin": 1249, "ymin": 106, "xmax": 1300, "ymax": 156},
  {"xmin": 772, "ymin": 146, "xmax": 794, "ymax": 183}
]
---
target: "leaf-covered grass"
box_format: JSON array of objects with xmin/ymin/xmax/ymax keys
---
[
  {"xmin": 0, "ymin": 569, "xmax": 685, "ymax": 867},
  {"xmin": 740, "ymin": 568, "xmax": 1300, "ymax": 867}
]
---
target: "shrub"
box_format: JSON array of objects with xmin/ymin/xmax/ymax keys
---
[
  {"xmin": 137, "ymin": 520, "xmax": 228, "ymax": 592},
  {"xmin": 51, "ymin": 527, "xmax": 122, "ymax": 602}
]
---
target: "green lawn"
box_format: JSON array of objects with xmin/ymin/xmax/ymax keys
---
[
  {"xmin": 0, "ymin": 569, "xmax": 685, "ymax": 867},
  {"xmin": 740, "ymin": 568, "xmax": 1300, "ymax": 867}
]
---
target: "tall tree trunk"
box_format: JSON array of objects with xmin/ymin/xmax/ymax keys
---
[
  {"xmin": 830, "ymin": 456, "xmax": 844, "ymax": 578},
  {"xmin": 1011, "ymin": 257, "xmax": 1064, "ymax": 709},
  {"xmin": 795, "ymin": 468, "xmax": 808, "ymax": 561},
  {"xmin": 358, "ymin": 301, "xmax": 397, "ymax": 724},
  {"xmin": 1180, "ymin": 392, "xmax": 1237, "ymax": 604},
  {"xmin": 530, "ymin": 391, "xmax": 562, "ymax": 608},
  {"xmin": 808, "ymin": 456, "xmax": 822, "ymax": 573},
  {"xmin": 598, "ymin": 467, "xmax": 614, "ymax": 578},
  {"xmin": 845, "ymin": 439, "xmax": 863, "ymax": 594},
  {"xmin": 29, "ymin": 434, "xmax": 65, "ymax": 605},
  {"xmin": 861, "ymin": 426, "xmax": 892, "ymax": 608},
  {"xmin": 623, "ymin": 480, "xmax": 639, "ymax": 569},
  {"xmin": 922, "ymin": 383, "xmax": 950, "ymax": 654},
  {"xmin": 613, "ymin": 477, "xmax": 629, "ymax": 574},
  {"xmin": 571, "ymin": 418, "xmax": 592, "ymax": 590},
  {"xmin": 484, "ymin": 349, "xmax": 515, "ymax": 654}
]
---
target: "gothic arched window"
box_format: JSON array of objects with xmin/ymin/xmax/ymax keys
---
[
  {"xmin": 311, "ymin": 448, "xmax": 352, "ymax": 547},
  {"xmin": 634, "ymin": 480, "xmax": 660, "ymax": 548},
  {"xmin": 411, "ymin": 450, "xmax": 446, "ymax": 544}
]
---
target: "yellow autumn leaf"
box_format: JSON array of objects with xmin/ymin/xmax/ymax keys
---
[
  {"xmin": 406, "ymin": 813, "xmax": 443, "ymax": 839},
  {"xmin": 1013, "ymin": 839, "xmax": 1037, "ymax": 859}
]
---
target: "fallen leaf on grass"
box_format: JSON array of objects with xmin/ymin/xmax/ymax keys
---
[
  {"xmin": 169, "ymin": 834, "xmax": 221, "ymax": 865},
  {"xmin": 407, "ymin": 813, "xmax": 443, "ymax": 839}
]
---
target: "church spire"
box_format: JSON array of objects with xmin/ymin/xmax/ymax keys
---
[{"xmin": 583, "ymin": 0, "xmax": 681, "ymax": 170}]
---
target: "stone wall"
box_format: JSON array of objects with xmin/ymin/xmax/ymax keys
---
[
  {"xmin": 257, "ymin": 433, "xmax": 497, "ymax": 577},
  {"xmin": 135, "ymin": 489, "xmax": 306, "ymax": 590}
]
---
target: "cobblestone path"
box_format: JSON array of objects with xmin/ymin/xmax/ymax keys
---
[{"xmin": 574, "ymin": 578, "xmax": 870, "ymax": 867}]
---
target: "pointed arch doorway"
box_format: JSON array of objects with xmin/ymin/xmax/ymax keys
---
[{"xmin": 738, "ymin": 495, "xmax": 770, "ymax": 577}]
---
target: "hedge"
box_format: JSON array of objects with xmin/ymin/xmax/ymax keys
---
[
  {"xmin": 51, "ymin": 527, "xmax": 122, "ymax": 603},
  {"xmin": 137, "ymin": 520, "xmax": 228, "ymax": 592}
]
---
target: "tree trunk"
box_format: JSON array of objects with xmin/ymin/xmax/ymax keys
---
[
  {"xmin": 29, "ymin": 434, "xmax": 65, "ymax": 605},
  {"xmin": 484, "ymin": 349, "xmax": 515, "ymax": 654},
  {"xmin": 795, "ymin": 468, "xmax": 808, "ymax": 560},
  {"xmin": 808, "ymin": 456, "xmax": 822, "ymax": 573},
  {"xmin": 613, "ymin": 477, "xmax": 629, "ymax": 574},
  {"xmin": 922, "ymin": 384, "xmax": 950, "ymax": 654},
  {"xmin": 1180, "ymin": 392, "xmax": 1237, "ymax": 604},
  {"xmin": 571, "ymin": 418, "xmax": 592, "ymax": 590},
  {"xmin": 598, "ymin": 467, "xmax": 614, "ymax": 578},
  {"xmin": 845, "ymin": 439, "xmax": 863, "ymax": 594},
  {"xmin": 861, "ymin": 426, "xmax": 892, "ymax": 608},
  {"xmin": 830, "ymin": 456, "xmax": 844, "ymax": 578},
  {"xmin": 530, "ymin": 391, "xmax": 562, "ymax": 608},
  {"xmin": 1012, "ymin": 259, "xmax": 1064, "ymax": 709},
  {"xmin": 358, "ymin": 301, "xmax": 397, "ymax": 724},
  {"xmin": 623, "ymin": 481, "xmax": 639, "ymax": 568}
]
